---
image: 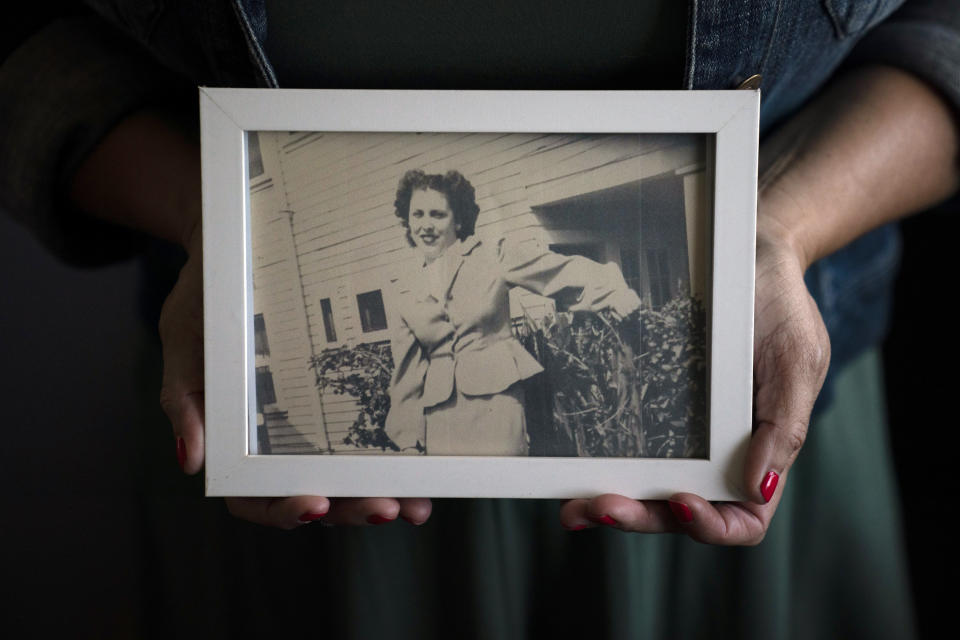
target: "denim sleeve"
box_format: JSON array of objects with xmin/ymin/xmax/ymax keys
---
[
  {"xmin": 805, "ymin": 0, "xmax": 958, "ymax": 412},
  {"xmin": 848, "ymin": 0, "xmax": 960, "ymax": 114},
  {"xmin": 0, "ymin": 15, "xmax": 182, "ymax": 265}
]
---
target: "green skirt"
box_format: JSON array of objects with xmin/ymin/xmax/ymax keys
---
[{"xmin": 140, "ymin": 348, "xmax": 914, "ymax": 639}]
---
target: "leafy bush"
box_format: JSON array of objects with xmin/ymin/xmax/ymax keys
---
[
  {"xmin": 518, "ymin": 311, "xmax": 642, "ymax": 456},
  {"xmin": 309, "ymin": 341, "xmax": 398, "ymax": 451},
  {"xmin": 518, "ymin": 293, "xmax": 707, "ymax": 458},
  {"xmin": 635, "ymin": 294, "xmax": 708, "ymax": 458}
]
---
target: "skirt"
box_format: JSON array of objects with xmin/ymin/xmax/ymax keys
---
[
  {"xmin": 424, "ymin": 384, "xmax": 529, "ymax": 456},
  {"xmin": 75, "ymin": 344, "xmax": 912, "ymax": 640}
]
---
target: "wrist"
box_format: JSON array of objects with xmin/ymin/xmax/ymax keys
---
[
  {"xmin": 182, "ymin": 215, "xmax": 202, "ymax": 258},
  {"xmin": 754, "ymin": 65, "xmax": 960, "ymax": 274},
  {"xmin": 175, "ymin": 171, "xmax": 202, "ymax": 255},
  {"xmin": 755, "ymin": 186, "xmax": 818, "ymax": 273},
  {"xmin": 70, "ymin": 109, "xmax": 202, "ymax": 250}
]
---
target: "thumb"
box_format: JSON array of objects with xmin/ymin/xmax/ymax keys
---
[{"xmin": 746, "ymin": 287, "xmax": 830, "ymax": 504}]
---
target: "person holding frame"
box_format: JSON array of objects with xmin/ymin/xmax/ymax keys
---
[{"xmin": 2, "ymin": 1, "xmax": 957, "ymax": 637}]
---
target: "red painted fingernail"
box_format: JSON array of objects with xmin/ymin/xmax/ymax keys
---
[
  {"xmin": 668, "ymin": 501, "xmax": 693, "ymax": 523},
  {"xmin": 760, "ymin": 471, "xmax": 779, "ymax": 503},
  {"xmin": 587, "ymin": 514, "xmax": 617, "ymax": 526},
  {"xmin": 176, "ymin": 437, "xmax": 186, "ymax": 470},
  {"xmin": 298, "ymin": 512, "xmax": 328, "ymax": 523},
  {"xmin": 563, "ymin": 523, "xmax": 588, "ymax": 531},
  {"xmin": 367, "ymin": 514, "xmax": 394, "ymax": 525}
]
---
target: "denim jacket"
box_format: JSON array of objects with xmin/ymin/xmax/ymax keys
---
[{"xmin": 1, "ymin": 0, "xmax": 958, "ymax": 396}]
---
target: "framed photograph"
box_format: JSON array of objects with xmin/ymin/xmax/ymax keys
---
[{"xmin": 201, "ymin": 89, "xmax": 758, "ymax": 500}]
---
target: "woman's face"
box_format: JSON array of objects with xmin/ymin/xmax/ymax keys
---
[{"xmin": 409, "ymin": 188, "xmax": 458, "ymax": 262}]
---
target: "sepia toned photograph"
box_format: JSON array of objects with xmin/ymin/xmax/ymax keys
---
[{"xmin": 248, "ymin": 130, "xmax": 711, "ymax": 458}]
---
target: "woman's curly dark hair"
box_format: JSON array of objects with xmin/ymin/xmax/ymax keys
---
[{"xmin": 394, "ymin": 169, "xmax": 480, "ymax": 247}]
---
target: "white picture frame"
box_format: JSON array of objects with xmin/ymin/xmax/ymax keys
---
[{"xmin": 200, "ymin": 88, "xmax": 758, "ymax": 500}]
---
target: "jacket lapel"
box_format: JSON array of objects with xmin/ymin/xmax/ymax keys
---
[{"xmin": 441, "ymin": 237, "xmax": 481, "ymax": 303}]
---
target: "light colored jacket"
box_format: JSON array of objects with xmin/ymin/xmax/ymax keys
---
[{"xmin": 385, "ymin": 235, "xmax": 639, "ymax": 450}]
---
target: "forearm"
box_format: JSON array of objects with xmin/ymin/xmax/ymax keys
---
[
  {"xmin": 757, "ymin": 65, "xmax": 959, "ymax": 269},
  {"xmin": 0, "ymin": 14, "xmax": 187, "ymax": 265},
  {"xmin": 69, "ymin": 109, "xmax": 202, "ymax": 251}
]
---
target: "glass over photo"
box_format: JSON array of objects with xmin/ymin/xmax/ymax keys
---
[{"xmin": 247, "ymin": 131, "xmax": 712, "ymax": 458}]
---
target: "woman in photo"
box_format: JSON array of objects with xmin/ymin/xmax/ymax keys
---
[{"xmin": 385, "ymin": 168, "xmax": 641, "ymax": 455}]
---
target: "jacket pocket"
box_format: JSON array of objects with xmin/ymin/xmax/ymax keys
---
[{"xmin": 454, "ymin": 339, "xmax": 544, "ymax": 397}]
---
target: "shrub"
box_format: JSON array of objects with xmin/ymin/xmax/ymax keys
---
[
  {"xmin": 518, "ymin": 293, "xmax": 707, "ymax": 458},
  {"xmin": 309, "ymin": 341, "xmax": 398, "ymax": 451},
  {"xmin": 635, "ymin": 294, "xmax": 708, "ymax": 458}
]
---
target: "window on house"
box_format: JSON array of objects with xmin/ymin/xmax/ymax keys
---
[
  {"xmin": 256, "ymin": 422, "xmax": 272, "ymax": 455},
  {"xmin": 247, "ymin": 131, "xmax": 265, "ymax": 178},
  {"xmin": 255, "ymin": 365, "xmax": 277, "ymax": 410},
  {"xmin": 357, "ymin": 290, "xmax": 388, "ymax": 333},
  {"xmin": 254, "ymin": 313, "xmax": 270, "ymax": 356},
  {"xmin": 320, "ymin": 298, "xmax": 338, "ymax": 343}
]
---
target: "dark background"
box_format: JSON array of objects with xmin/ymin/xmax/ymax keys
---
[
  {"xmin": 0, "ymin": 212, "xmax": 145, "ymax": 636},
  {"xmin": 881, "ymin": 202, "xmax": 956, "ymax": 638}
]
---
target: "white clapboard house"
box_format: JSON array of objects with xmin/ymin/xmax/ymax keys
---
[{"xmin": 249, "ymin": 131, "xmax": 709, "ymax": 454}]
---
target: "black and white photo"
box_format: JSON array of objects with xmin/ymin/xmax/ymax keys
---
[{"xmin": 249, "ymin": 131, "xmax": 710, "ymax": 458}]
